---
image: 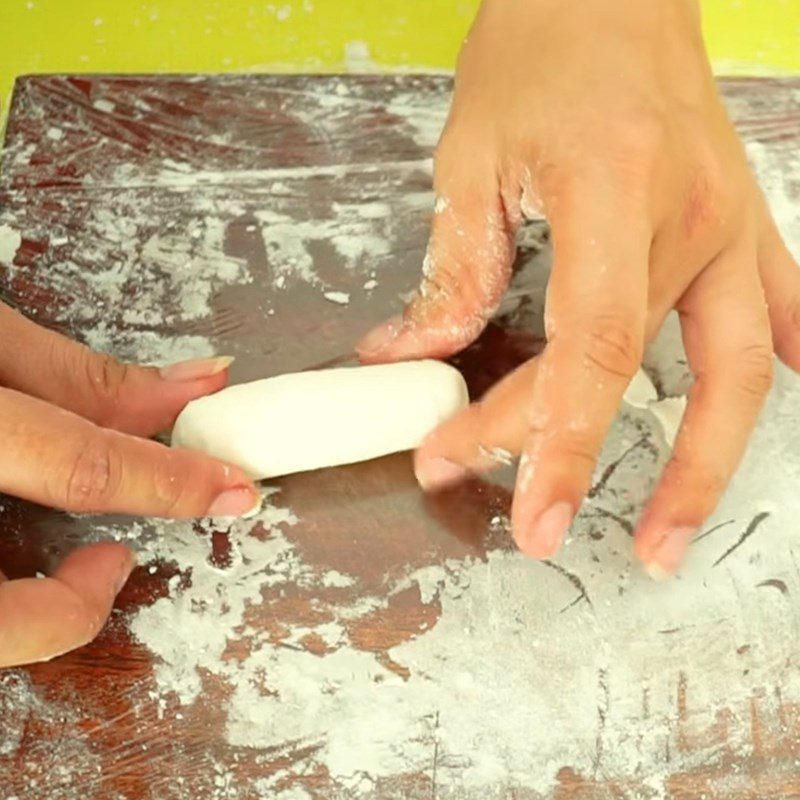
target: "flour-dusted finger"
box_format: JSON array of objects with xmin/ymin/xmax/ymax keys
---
[
  {"xmin": 358, "ymin": 135, "xmax": 516, "ymax": 363},
  {"xmin": 510, "ymin": 172, "xmax": 651, "ymax": 558},
  {"xmin": 0, "ymin": 388, "xmax": 259, "ymax": 517},
  {"xmin": 635, "ymin": 240, "xmax": 774, "ymax": 578},
  {"xmin": 414, "ymin": 358, "xmax": 539, "ymax": 490},
  {"xmin": 0, "ymin": 302, "xmax": 233, "ymax": 436},
  {"xmin": 0, "ymin": 542, "xmax": 134, "ymax": 668}
]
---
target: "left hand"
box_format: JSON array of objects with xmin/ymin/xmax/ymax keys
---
[{"xmin": 0, "ymin": 301, "xmax": 258, "ymax": 667}]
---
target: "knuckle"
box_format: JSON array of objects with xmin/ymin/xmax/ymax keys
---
[
  {"xmin": 733, "ymin": 343, "xmax": 775, "ymax": 400},
  {"xmin": 682, "ymin": 157, "xmax": 727, "ymax": 239},
  {"xmin": 415, "ymin": 254, "xmax": 485, "ymax": 329},
  {"xmin": 559, "ymin": 435, "xmax": 598, "ymax": 468},
  {"xmin": 61, "ymin": 439, "xmax": 120, "ymax": 511},
  {"xmin": 85, "ymin": 352, "xmax": 130, "ymax": 425},
  {"xmin": 530, "ymin": 425, "xmax": 597, "ymax": 470},
  {"xmin": 582, "ymin": 316, "xmax": 643, "ymax": 381}
]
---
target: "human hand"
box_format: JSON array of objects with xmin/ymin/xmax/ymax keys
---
[
  {"xmin": 0, "ymin": 301, "xmax": 259, "ymax": 667},
  {"xmin": 358, "ymin": 0, "xmax": 800, "ymax": 577}
]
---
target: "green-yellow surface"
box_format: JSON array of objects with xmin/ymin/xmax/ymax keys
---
[{"xmin": 2, "ymin": 0, "xmax": 799, "ymax": 117}]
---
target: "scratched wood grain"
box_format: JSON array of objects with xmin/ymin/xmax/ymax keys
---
[{"xmin": 1, "ymin": 74, "xmax": 799, "ymax": 800}]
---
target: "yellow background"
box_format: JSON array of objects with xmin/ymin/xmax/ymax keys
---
[{"xmin": 2, "ymin": 0, "xmax": 800, "ymax": 118}]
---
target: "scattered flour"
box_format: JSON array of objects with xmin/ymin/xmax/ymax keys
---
[
  {"xmin": 118, "ymin": 347, "xmax": 800, "ymax": 796},
  {"xmin": 623, "ymin": 368, "xmax": 659, "ymax": 409},
  {"xmin": 322, "ymin": 569, "xmax": 355, "ymax": 588},
  {"xmin": 624, "ymin": 368, "xmax": 688, "ymax": 448},
  {"xmin": 747, "ymin": 139, "xmax": 800, "ymax": 249},
  {"xmin": 0, "ymin": 672, "xmax": 103, "ymax": 797},
  {"xmin": 386, "ymin": 92, "xmax": 448, "ymax": 149},
  {"xmin": 92, "ymin": 98, "xmax": 116, "ymax": 113},
  {"xmin": 0, "ymin": 223, "xmax": 21, "ymax": 262},
  {"xmin": 648, "ymin": 395, "xmax": 688, "ymax": 448},
  {"xmin": 323, "ymin": 290, "xmax": 350, "ymax": 305}
]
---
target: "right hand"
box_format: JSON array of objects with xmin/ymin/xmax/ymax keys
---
[
  {"xmin": 358, "ymin": 0, "xmax": 800, "ymax": 577},
  {"xmin": 0, "ymin": 301, "xmax": 259, "ymax": 668}
]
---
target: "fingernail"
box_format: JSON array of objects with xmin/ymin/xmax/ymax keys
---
[
  {"xmin": 644, "ymin": 563, "xmax": 672, "ymax": 583},
  {"xmin": 160, "ymin": 356, "xmax": 234, "ymax": 381},
  {"xmin": 644, "ymin": 526, "xmax": 696, "ymax": 579},
  {"xmin": 114, "ymin": 552, "xmax": 137, "ymax": 595},
  {"xmin": 358, "ymin": 314, "xmax": 403, "ymax": 357},
  {"xmin": 207, "ymin": 487, "xmax": 259, "ymax": 518},
  {"xmin": 415, "ymin": 457, "xmax": 470, "ymax": 492},
  {"xmin": 524, "ymin": 501, "xmax": 573, "ymax": 558},
  {"xmin": 242, "ymin": 492, "xmax": 264, "ymax": 519}
]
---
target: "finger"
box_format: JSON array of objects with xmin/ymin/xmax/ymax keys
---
[
  {"xmin": 635, "ymin": 241, "xmax": 773, "ymax": 578},
  {"xmin": 511, "ymin": 178, "xmax": 651, "ymax": 558},
  {"xmin": 0, "ymin": 302, "xmax": 233, "ymax": 437},
  {"xmin": 0, "ymin": 388, "xmax": 259, "ymax": 517},
  {"xmin": 358, "ymin": 140, "xmax": 517, "ymax": 363},
  {"xmin": 757, "ymin": 205, "xmax": 800, "ymax": 372},
  {"xmin": 414, "ymin": 358, "xmax": 539, "ymax": 490},
  {"xmin": 0, "ymin": 542, "xmax": 134, "ymax": 668}
]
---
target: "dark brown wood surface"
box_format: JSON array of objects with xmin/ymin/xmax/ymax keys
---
[{"xmin": 1, "ymin": 74, "xmax": 800, "ymax": 800}]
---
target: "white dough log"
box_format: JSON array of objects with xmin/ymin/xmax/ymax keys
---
[{"xmin": 171, "ymin": 360, "xmax": 469, "ymax": 479}]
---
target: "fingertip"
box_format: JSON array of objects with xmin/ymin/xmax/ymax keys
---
[
  {"xmin": 154, "ymin": 360, "xmax": 232, "ymax": 412},
  {"xmin": 414, "ymin": 454, "xmax": 470, "ymax": 493},
  {"xmin": 52, "ymin": 541, "xmax": 137, "ymax": 642},
  {"xmin": 206, "ymin": 485, "xmax": 261, "ymax": 518},
  {"xmin": 512, "ymin": 500, "xmax": 573, "ymax": 560},
  {"xmin": 634, "ymin": 525, "xmax": 696, "ymax": 580},
  {"xmin": 643, "ymin": 563, "xmax": 673, "ymax": 583},
  {"xmin": 55, "ymin": 540, "xmax": 135, "ymax": 593},
  {"xmin": 357, "ymin": 311, "xmax": 487, "ymax": 364},
  {"xmin": 357, "ymin": 315, "xmax": 404, "ymax": 362},
  {"xmin": 159, "ymin": 355, "xmax": 235, "ymax": 382}
]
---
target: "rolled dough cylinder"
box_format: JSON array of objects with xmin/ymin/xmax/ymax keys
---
[{"xmin": 171, "ymin": 360, "xmax": 469, "ymax": 479}]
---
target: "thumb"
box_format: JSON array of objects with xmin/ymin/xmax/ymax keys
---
[
  {"xmin": 358, "ymin": 142, "xmax": 517, "ymax": 362},
  {"xmin": 0, "ymin": 542, "xmax": 135, "ymax": 668}
]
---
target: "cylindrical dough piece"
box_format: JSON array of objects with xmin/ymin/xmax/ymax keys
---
[{"xmin": 171, "ymin": 360, "xmax": 469, "ymax": 479}]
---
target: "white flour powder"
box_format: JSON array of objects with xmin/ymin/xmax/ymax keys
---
[{"xmin": 0, "ymin": 223, "xmax": 21, "ymax": 263}]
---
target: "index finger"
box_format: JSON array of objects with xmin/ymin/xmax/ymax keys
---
[
  {"xmin": 0, "ymin": 388, "xmax": 259, "ymax": 518},
  {"xmin": 512, "ymin": 179, "xmax": 651, "ymax": 557},
  {"xmin": 0, "ymin": 542, "xmax": 134, "ymax": 668}
]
